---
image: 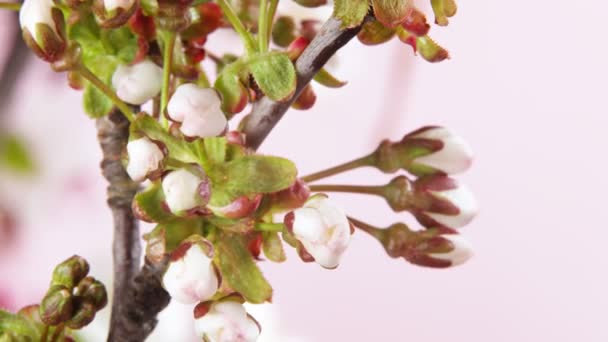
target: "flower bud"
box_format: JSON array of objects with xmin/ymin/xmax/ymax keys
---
[
  {"xmin": 291, "ymin": 84, "xmax": 317, "ymax": 110},
  {"xmin": 402, "ymin": 7, "xmax": 430, "ymax": 36},
  {"xmin": 167, "ymin": 84, "xmax": 227, "ymax": 138},
  {"xmin": 376, "ymin": 223, "xmax": 473, "ymax": 268},
  {"xmin": 194, "ymin": 300, "xmax": 260, "ymax": 342},
  {"xmin": 75, "ymin": 277, "xmax": 108, "ymax": 311},
  {"xmin": 411, "ymin": 175, "xmax": 478, "ymax": 229},
  {"xmin": 112, "ymin": 59, "xmax": 163, "ymax": 105},
  {"xmin": 163, "ymin": 236, "xmax": 219, "ymax": 304},
  {"xmin": 40, "ymin": 285, "xmax": 74, "ymax": 326},
  {"xmin": 126, "ymin": 137, "xmax": 165, "ymax": 182},
  {"xmin": 93, "ymin": 0, "xmax": 137, "ymax": 28},
  {"xmin": 52, "ymin": 255, "xmax": 89, "ymax": 288},
  {"xmin": 284, "ymin": 194, "xmax": 351, "ymax": 269},
  {"xmin": 162, "ymin": 169, "xmax": 207, "ymax": 214},
  {"xmin": 270, "ymin": 179, "xmax": 310, "ymax": 212},
  {"xmin": 272, "ymin": 16, "xmax": 297, "ymax": 47},
  {"xmin": 375, "ymin": 126, "xmax": 473, "ymax": 176},
  {"xmin": 19, "ymin": 0, "xmax": 66, "ymax": 62},
  {"xmin": 208, "ymin": 195, "xmax": 263, "ymax": 219},
  {"xmin": 65, "ymin": 299, "xmax": 96, "ymax": 329},
  {"xmin": 287, "ymin": 36, "xmax": 310, "ymax": 61}
]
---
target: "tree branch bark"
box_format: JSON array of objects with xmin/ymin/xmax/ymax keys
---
[
  {"xmin": 243, "ymin": 17, "xmax": 363, "ymax": 150},
  {"xmin": 97, "ymin": 110, "xmax": 170, "ymax": 342}
]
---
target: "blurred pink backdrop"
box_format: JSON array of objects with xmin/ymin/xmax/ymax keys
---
[{"xmin": 1, "ymin": 0, "xmax": 608, "ymax": 341}]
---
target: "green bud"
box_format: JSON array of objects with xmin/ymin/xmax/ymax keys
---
[
  {"xmin": 39, "ymin": 285, "xmax": 74, "ymax": 326},
  {"xmin": 272, "ymin": 16, "xmax": 297, "ymax": 47},
  {"xmin": 75, "ymin": 277, "xmax": 108, "ymax": 311},
  {"xmin": 52, "ymin": 255, "xmax": 89, "ymax": 288},
  {"xmin": 65, "ymin": 300, "xmax": 96, "ymax": 330}
]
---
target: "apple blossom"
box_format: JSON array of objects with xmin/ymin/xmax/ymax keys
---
[
  {"xmin": 285, "ymin": 194, "xmax": 351, "ymax": 269},
  {"xmin": 112, "ymin": 59, "xmax": 163, "ymax": 105},
  {"xmin": 161, "ymin": 169, "xmax": 205, "ymax": 214},
  {"xmin": 163, "ymin": 237, "xmax": 219, "ymax": 305},
  {"xmin": 126, "ymin": 137, "xmax": 164, "ymax": 182},
  {"xmin": 194, "ymin": 301, "xmax": 260, "ymax": 342},
  {"xmin": 167, "ymin": 84, "xmax": 227, "ymax": 138}
]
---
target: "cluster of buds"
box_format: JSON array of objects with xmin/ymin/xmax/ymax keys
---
[{"xmin": 39, "ymin": 256, "xmax": 107, "ymax": 329}]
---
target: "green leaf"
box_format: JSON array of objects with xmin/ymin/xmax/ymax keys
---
[
  {"xmin": 214, "ymin": 70, "xmax": 248, "ymax": 116},
  {"xmin": 333, "ymin": 0, "xmax": 369, "ymax": 28},
  {"xmin": 0, "ymin": 135, "xmax": 35, "ymax": 174},
  {"xmin": 204, "ymin": 137, "xmax": 227, "ymax": 164},
  {"xmin": 313, "ymin": 68, "xmax": 348, "ymax": 88},
  {"xmin": 83, "ymin": 83, "xmax": 113, "ymax": 118},
  {"xmin": 221, "ymin": 155, "xmax": 297, "ymax": 195},
  {"xmin": 372, "ymin": 0, "xmax": 411, "ymax": 28},
  {"xmin": 133, "ymin": 183, "xmax": 176, "ymax": 223},
  {"xmin": 263, "ymin": 232, "xmax": 286, "ymax": 262},
  {"xmin": 215, "ymin": 234, "xmax": 272, "ymax": 303},
  {"xmin": 0, "ymin": 310, "xmax": 39, "ymax": 340},
  {"xmin": 131, "ymin": 115, "xmax": 200, "ymax": 164},
  {"xmin": 248, "ymin": 53, "xmax": 296, "ymax": 102}
]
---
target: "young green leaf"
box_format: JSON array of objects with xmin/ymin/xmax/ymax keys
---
[
  {"xmin": 333, "ymin": 0, "xmax": 369, "ymax": 28},
  {"xmin": 313, "ymin": 68, "xmax": 348, "ymax": 88},
  {"xmin": 222, "ymin": 155, "xmax": 298, "ymax": 195},
  {"xmin": 204, "ymin": 137, "xmax": 228, "ymax": 164},
  {"xmin": 0, "ymin": 310, "xmax": 40, "ymax": 340},
  {"xmin": 214, "ymin": 71, "xmax": 248, "ymax": 116},
  {"xmin": 263, "ymin": 232, "xmax": 287, "ymax": 262},
  {"xmin": 248, "ymin": 53, "xmax": 296, "ymax": 102},
  {"xmin": 83, "ymin": 83, "xmax": 114, "ymax": 118},
  {"xmin": 215, "ymin": 233, "xmax": 273, "ymax": 303},
  {"xmin": 358, "ymin": 17, "xmax": 396, "ymax": 45}
]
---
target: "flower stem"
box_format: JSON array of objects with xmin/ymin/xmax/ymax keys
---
[
  {"xmin": 160, "ymin": 31, "xmax": 176, "ymax": 128},
  {"xmin": 258, "ymin": 0, "xmax": 269, "ymax": 52},
  {"xmin": 49, "ymin": 324, "xmax": 64, "ymax": 342},
  {"xmin": 0, "ymin": 2, "xmax": 20, "ymax": 11},
  {"xmin": 301, "ymin": 154, "xmax": 375, "ymax": 183},
  {"xmin": 255, "ymin": 222, "xmax": 285, "ymax": 232},
  {"xmin": 217, "ymin": 0, "xmax": 257, "ymax": 54},
  {"xmin": 308, "ymin": 184, "xmax": 384, "ymax": 196},
  {"xmin": 348, "ymin": 216, "xmax": 384, "ymax": 240},
  {"xmin": 77, "ymin": 64, "xmax": 136, "ymax": 122}
]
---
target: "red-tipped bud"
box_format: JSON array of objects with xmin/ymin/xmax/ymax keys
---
[
  {"xmin": 208, "ymin": 195, "xmax": 263, "ymax": 219},
  {"xmin": 402, "ymin": 7, "xmax": 430, "ymax": 36},
  {"xmin": 292, "ymin": 84, "xmax": 317, "ymax": 110},
  {"xmin": 287, "ymin": 36, "xmax": 310, "ymax": 61}
]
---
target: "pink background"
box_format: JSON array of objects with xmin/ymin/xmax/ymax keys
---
[{"xmin": 1, "ymin": 0, "xmax": 608, "ymax": 341}]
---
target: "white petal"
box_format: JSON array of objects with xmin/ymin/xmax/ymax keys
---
[
  {"xmin": 167, "ymin": 84, "xmax": 227, "ymax": 138},
  {"xmin": 162, "ymin": 169, "xmax": 202, "ymax": 213},
  {"xmin": 195, "ymin": 302, "xmax": 260, "ymax": 342},
  {"xmin": 19, "ymin": 0, "xmax": 56, "ymax": 39},
  {"xmin": 429, "ymin": 235, "xmax": 473, "ymax": 266},
  {"xmin": 162, "ymin": 245, "xmax": 218, "ymax": 304},
  {"xmin": 292, "ymin": 207, "xmax": 326, "ymax": 242},
  {"xmin": 104, "ymin": 0, "xmax": 135, "ymax": 11},
  {"xmin": 112, "ymin": 60, "xmax": 163, "ymax": 105},
  {"xmin": 126, "ymin": 138, "xmax": 164, "ymax": 182},
  {"xmin": 425, "ymin": 183, "xmax": 479, "ymax": 228},
  {"xmin": 412, "ymin": 127, "xmax": 473, "ymax": 174}
]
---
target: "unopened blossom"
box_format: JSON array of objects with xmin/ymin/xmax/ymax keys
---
[
  {"xmin": 403, "ymin": 126, "xmax": 473, "ymax": 175},
  {"xmin": 427, "ymin": 233, "xmax": 473, "ymax": 267},
  {"xmin": 162, "ymin": 169, "xmax": 205, "ymax": 213},
  {"xmin": 194, "ymin": 301, "xmax": 260, "ymax": 342},
  {"xmin": 163, "ymin": 237, "xmax": 219, "ymax": 304},
  {"xmin": 167, "ymin": 84, "xmax": 227, "ymax": 138},
  {"xmin": 103, "ymin": 0, "xmax": 135, "ymax": 12},
  {"xmin": 112, "ymin": 59, "xmax": 163, "ymax": 105},
  {"xmin": 126, "ymin": 137, "xmax": 164, "ymax": 182},
  {"xmin": 412, "ymin": 175, "xmax": 478, "ymax": 229},
  {"xmin": 19, "ymin": 0, "xmax": 65, "ymax": 62},
  {"xmin": 285, "ymin": 194, "xmax": 351, "ymax": 269}
]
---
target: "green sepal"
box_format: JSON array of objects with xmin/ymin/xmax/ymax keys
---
[
  {"xmin": 371, "ymin": 0, "xmax": 411, "ymax": 28},
  {"xmin": 215, "ymin": 233, "xmax": 273, "ymax": 303},
  {"xmin": 133, "ymin": 183, "xmax": 177, "ymax": 223},
  {"xmin": 357, "ymin": 17, "xmax": 396, "ymax": 45},
  {"xmin": 248, "ymin": 53, "xmax": 296, "ymax": 102},
  {"xmin": 263, "ymin": 232, "xmax": 286, "ymax": 262},
  {"xmin": 333, "ymin": 0, "xmax": 369, "ymax": 28},
  {"xmin": 208, "ymin": 216, "xmax": 255, "ymax": 233}
]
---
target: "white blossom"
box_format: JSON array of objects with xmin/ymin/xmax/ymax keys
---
[
  {"xmin": 167, "ymin": 84, "xmax": 227, "ymax": 138},
  {"xmin": 195, "ymin": 301, "xmax": 260, "ymax": 342},
  {"xmin": 425, "ymin": 181, "xmax": 478, "ymax": 229},
  {"xmin": 103, "ymin": 0, "xmax": 135, "ymax": 12},
  {"xmin": 429, "ymin": 234, "xmax": 474, "ymax": 267},
  {"xmin": 289, "ymin": 195, "xmax": 351, "ymax": 269},
  {"xmin": 163, "ymin": 240, "xmax": 219, "ymax": 304},
  {"xmin": 126, "ymin": 137, "xmax": 164, "ymax": 182},
  {"xmin": 112, "ymin": 59, "xmax": 163, "ymax": 105},
  {"xmin": 408, "ymin": 126, "xmax": 473, "ymax": 175},
  {"xmin": 19, "ymin": 0, "xmax": 57, "ymax": 39},
  {"xmin": 162, "ymin": 169, "xmax": 204, "ymax": 213}
]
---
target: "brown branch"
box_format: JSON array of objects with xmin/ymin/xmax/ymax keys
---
[
  {"xmin": 243, "ymin": 17, "xmax": 364, "ymax": 150},
  {"xmin": 97, "ymin": 110, "xmax": 170, "ymax": 342}
]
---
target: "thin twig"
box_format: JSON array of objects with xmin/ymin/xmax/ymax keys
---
[{"xmin": 243, "ymin": 17, "xmax": 364, "ymax": 150}]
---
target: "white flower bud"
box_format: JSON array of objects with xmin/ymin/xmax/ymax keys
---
[
  {"xmin": 167, "ymin": 84, "xmax": 227, "ymax": 138},
  {"xmin": 126, "ymin": 137, "xmax": 164, "ymax": 182},
  {"xmin": 429, "ymin": 234, "xmax": 474, "ymax": 267},
  {"xmin": 112, "ymin": 59, "xmax": 163, "ymax": 105},
  {"xmin": 103, "ymin": 0, "xmax": 135, "ymax": 12},
  {"xmin": 407, "ymin": 126, "xmax": 473, "ymax": 175},
  {"xmin": 19, "ymin": 0, "xmax": 57, "ymax": 38},
  {"xmin": 194, "ymin": 301, "xmax": 260, "ymax": 342},
  {"xmin": 413, "ymin": 175, "xmax": 479, "ymax": 229},
  {"xmin": 162, "ymin": 169, "xmax": 204, "ymax": 213},
  {"xmin": 163, "ymin": 239, "xmax": 219, "ymax": 304},
  {"xmin": 287, "ymin": 195, "xmax": 351, "ymax": 269}
]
